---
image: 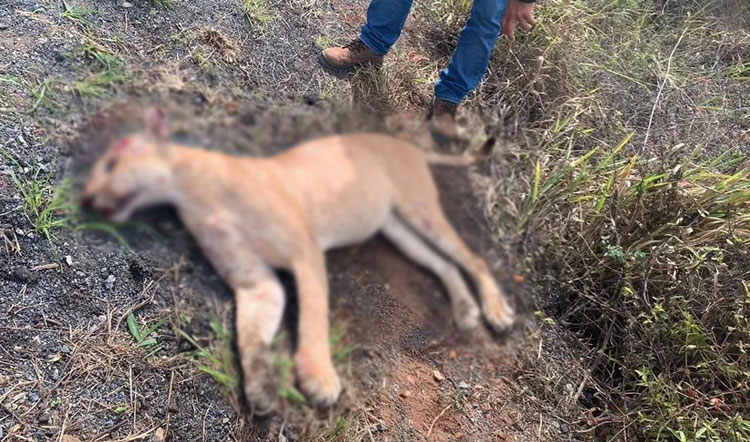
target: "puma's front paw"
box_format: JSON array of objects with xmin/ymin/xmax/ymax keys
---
[
  {"xmin": 295, "ymin": 352, "xmax": 342, "ymax": 406},
  {"xmin": 453, "ymin": 297, "xmax": 481, "ymax": 331},
  {"xmin": 240, "ymin": 347, "xmax": 278, "ymax": 415}
]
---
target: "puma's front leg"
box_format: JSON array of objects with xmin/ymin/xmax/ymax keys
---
[
  {"xmin": 235, "ymin": 277, "xmax": 285, "ymax": 415},
  {"xmin": 291, "ymin": 249, "xmax": 341, "ymax": 406}
]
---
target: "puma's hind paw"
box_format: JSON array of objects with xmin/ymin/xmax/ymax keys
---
[{"xmin": 295, "ymin": 352, "xmax": 342, "ymax": 406}]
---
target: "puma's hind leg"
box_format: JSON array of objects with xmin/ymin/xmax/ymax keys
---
[
  {"xmin": 396, "ymin": 200, "xmax": 515, "ymax": 333},
  {"xmin": 381, "ymin": 214, "xmax": 481, "ymax": 331}
]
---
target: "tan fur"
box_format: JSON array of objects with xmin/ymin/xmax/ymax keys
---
[{"xmin": 83, "ymin": 108, "xmax": 514, "ymax": 413}]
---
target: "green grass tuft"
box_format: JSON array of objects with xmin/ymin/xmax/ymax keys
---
[{"xmin": 240, "ymin": 0, "xmax": 274, "ymax": 31}]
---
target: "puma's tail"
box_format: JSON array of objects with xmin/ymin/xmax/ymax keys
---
[{"xmin": 424, "ymin": 137, "xmax": 496, "ymax": 167}]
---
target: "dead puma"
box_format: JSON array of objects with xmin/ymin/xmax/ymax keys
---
[{"xmin": 82, "ymin": 108, "xmax": 514, "ymax": 414}]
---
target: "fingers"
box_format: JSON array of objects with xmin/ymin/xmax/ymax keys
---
[
  {"xmin": 501, "ymin": 14, "xmax": 510, "ymax": 40},
  {"xmin": 501, "ymin": 6, "xmax": 536, "ymax": 42},
  {"xmin": 521, "ymin": 10, "xmax": 536, "ymax": 30},
  {"xmin": 503, "ymin": 15, "xmax": 517, "ymax": 42}
]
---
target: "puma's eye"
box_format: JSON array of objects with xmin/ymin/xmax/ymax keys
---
[{"xmin": 104, "ymin": 157, "xmax": 118, "ymax": 173}]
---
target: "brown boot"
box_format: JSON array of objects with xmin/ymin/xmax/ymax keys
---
[
  {"xmin": 318, "ymin": 39, "xmax": 384, "ymax": 75},
  {"xmin": 428, "ymin": 99, "xmax": 459, "ymax": 144}
]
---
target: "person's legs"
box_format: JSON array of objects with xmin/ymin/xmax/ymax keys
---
[
  {"xmin": 319, "ymin": 0, "xmax": 412, "ymax": 73},
  {"xmin": 359, "ymin": 0, "xmax": 414, "ymax": 56},
  {"xmin": 434, "ymin": 0, "xmax": 509, "ymax": 104}
]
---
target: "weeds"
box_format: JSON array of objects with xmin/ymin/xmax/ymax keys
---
[
  {"xmin": 1, "ymin": 149, "xmax": 73, "ymax": 241},
  {"xmin": 61, "ymin": 0, "xmax": 95, "ymax": 29},
  {"xmin": 496, "ymin": 87, "xmax": 750, "ymax": 442},
  {"xmin": 240, "ymin": 0, "xmax": 274, "ymax": 31},
  {"xmin": 74, "ymin": 36, "xmax": 129, "ymax": 99},
  {"xmin": 127, "ymin": 313, "xmax": 168, "ymax": 358},
  {"xmin": 153, "ymin": 0, "xmax": 178, "ymax": 10},
  {"xmin": 178, "ymin": 319, "xmax": 239, "ymax": 393}
]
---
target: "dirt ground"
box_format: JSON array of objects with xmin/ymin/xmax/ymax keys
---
[{"xmin": 0, "ymin": 0, "xmax": 589, "ymax": 441}]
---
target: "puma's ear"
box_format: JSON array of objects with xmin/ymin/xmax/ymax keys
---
[{"xmin": 143, "ymin": 107, "xmax": 168, "ymax": 142}]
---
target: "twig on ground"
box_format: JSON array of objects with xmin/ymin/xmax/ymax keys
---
[{"xmin": 426, "ymin": 404, "xmax": 452, "ymax": 439}]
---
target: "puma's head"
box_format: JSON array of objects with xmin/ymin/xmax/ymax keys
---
[{"xmin": 82, "ymin": 107, "xmax": 176, "ymax": 222}]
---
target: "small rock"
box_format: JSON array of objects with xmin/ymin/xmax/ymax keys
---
[
  {"xmin": 65, "ymin": 255, "xmax": 73, "ymax": 266},
  {"xmin": 400, "ymin": 389, "xmax": 411, "ymax": 398},
  {"xmin": 105, "ymin": 274, "xmax": 116, "ymax": 290},
  {"xmin": 0, "ymin": 23, "xmax": 9, "ymax": 31},
  {"xmin": 433, "ymin": 370, "xmax": 445, "ymax": 382},
  {"xmin": 121, "ymin": 1, "xmax": 134, "ymax": 7},
  {"xmin": 0, "ymin": 374, "xmax": 9, "ymax": 385},
  {"xmin": 38, "ymin": 411, "xmax": 51, "ymax": 424},
  {"xmin": 27, "ymin": 391, "xmax": 40, "ymax": 403},
  {"xmin": 152, "ymin": 427, "xmax": 165, "ymax": 442},
  {"xmin": 6, "ymin": 266, "xmax": 35, "ymax": 284},
  {"xmin": 61, "ymin": 345, "xmax": 71, "ymax": 354},
  {"xmin": 472, "ymin": 403, "xmax": 479, "ymax": 409},
  {"xmin": 221, "ymin": 417, "xmax": 229, "ymax": 424},
  {"xmin": 457, "ymin": 381, "xmax": 470, "ymax": 390},
  {"xmin": 376, "ymin": 423, "xmax": 386, "ymax": 432},
  {"xmin": 448, "ymin": 350, "xmax": 457, "ymax": 359}
]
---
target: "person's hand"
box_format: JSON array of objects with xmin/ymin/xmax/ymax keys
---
[{"xmin": 501, "ymin": 0, "xmax": 536, "ymax": 42}]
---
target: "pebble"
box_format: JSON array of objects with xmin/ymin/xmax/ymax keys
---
[
  {"xmin": 152, "ymin": 427, "xmax": 165, "ymax": 442},
  {"xmin": 61, "ymin": 345, "xmax": 71, "ymax": 354},
  {"xmin": 400, "ymin": 389, "xmax": 411, "ymax": 398},
  {"xmin": 27, "ymin": 391, "xmax": 40, "ymax": 403},
  {"xmin": 433, "ymin": 370, "xmax": 445, "ymax": 382},
  {"xmin": 121, "ymin": 1, "xmax": 134, "ymax": 7},
  {"xmin": 457, "ymin": 381, "xmax": 470, "ymax": 390},
  {"xmin": 38, "ymin": 411, "xmax": 51, "ymax": 424},
  {"xmin": 0, "ymin": 23, "xmax": 9, "ymax": 30},
  {"xmin": 105, "ymin": 274, "xmax": 116, "ymax": 290},
  {"xmin": 65, "ymin": 255, "xmax": 73, "ymax": 266}
]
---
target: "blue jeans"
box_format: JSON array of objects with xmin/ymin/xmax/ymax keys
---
[{"xmin": 360, "ymin": 0, "xmax": 508, "ymax": 104}]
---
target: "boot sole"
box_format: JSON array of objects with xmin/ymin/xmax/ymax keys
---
[{"xmin": 317, "ymin": 53, "xmax": 382, "ymax": 78}]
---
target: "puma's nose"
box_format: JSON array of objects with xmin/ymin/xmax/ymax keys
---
[{"xmin": 81, "ymin": 195, "xmax": 93, "ymax": 209}]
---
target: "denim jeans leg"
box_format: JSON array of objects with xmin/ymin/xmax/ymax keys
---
[
  {"xmin": 359, "ymin": 0, "xmax": 414, "ymax": 56},
  {"xmin": 434, "ymin": 0, "xmax": 508, "ymax": 104}
]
